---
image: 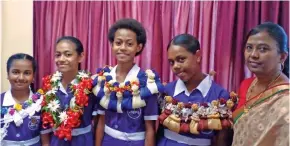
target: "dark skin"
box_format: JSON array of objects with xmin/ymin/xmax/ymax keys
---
[
  {"xmin": 95, "ymin": 28, "xmax": 155, "ymax": 146},
  {"xmin": 7, "ymin": 59, "xmax": 50, "ymax": 146},
  {"xmin": 167, "ymin": 44, "xmax": 232, "ymax": 146},
  {"xmin": 55, "ymin": 40, "xmax": 84, "ymax": 89}
]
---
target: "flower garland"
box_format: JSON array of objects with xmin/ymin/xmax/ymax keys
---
[
  {"xmin": 92, "ymin": 66, "xmax": 163, "ymax": 113},
  {"xmin": 40, "ymin": 71, "xmax": 93, "ymax": 141},
  {"xmin": 0, "ymin": 92, "xmax": 42, "ymax": 141},
  {"xmin": 158, "ymin": 92, "xmax": 238, "ymax": 134}
]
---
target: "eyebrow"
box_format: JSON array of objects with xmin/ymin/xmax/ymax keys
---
[
  {"xmin": 56, "ymin": 50, "xmax": 72, "ymax": 53},
  {"xmin": 115, "ymin": 38, "xmax": 134, "ymax": 41}
]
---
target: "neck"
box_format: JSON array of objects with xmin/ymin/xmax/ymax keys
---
[
  {"xmin": 184, "ymin": 72, "xmax": 206, "ymax": 92},
  {"xmin": 116, "ymin": 62, "xmax": 134, "ymax": 76},
  {"xmin": 61, "ymin": 70, "xmax": 78, "ymax": 88},
  {"xmin": 255, "ymin": 70, "xmax": 281, "ymax": 87},
  {"xmin": 11, "ymin": 88, "xmax": 30, "ymax": 103}
]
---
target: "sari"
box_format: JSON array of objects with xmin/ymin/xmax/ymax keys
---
[{"xmin": 232, "ymin": 78, "xmax": 289, "ymax": 146}]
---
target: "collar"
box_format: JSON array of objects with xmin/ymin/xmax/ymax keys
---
[
  {"xmin": 58, "ymin": 79, "xmax": 78, "ymax": 95},
  {"xmin": 3, "ymin": 89, "xmax": 34, "ymax": 106},
  {"xmin": 110, "ymin": 64, "xmax": 140, "ymax": 83},
  {"xmin": 173, "ymin": 75, "xmax": 212, "ymax": 97}
]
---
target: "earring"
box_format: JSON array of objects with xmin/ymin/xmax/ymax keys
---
[{"xmin": 281, "ymin": 62, "xmax": 285, "ymax": 71}]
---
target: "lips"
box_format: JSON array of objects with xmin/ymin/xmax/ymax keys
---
[
  {"xmin": 15, "ymin": 82, "xmax": 26, "ymax": 86},
  {"xmin": 116, "ymin": 53, "xmax": 128, "ymax": 57},
  {"xmin": 248, "ymin": 61, "xmax": 262, "ymax": 68},
  {"xmin": 175, "ymin": 72, "xmax": 185, "ymax": 78},
  {"xmin": 58, "ymin": 64, "xmax": 68, "ymax": 67}
]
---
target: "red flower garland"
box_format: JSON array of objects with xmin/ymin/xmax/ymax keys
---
[{"xmin": 40, "ymin": 71, "xmax": 93, "ymax": 140}]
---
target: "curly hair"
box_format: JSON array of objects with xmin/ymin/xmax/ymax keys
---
[{"xmin": 108, "ymin": 18, "xmax": 147, "ymax": 56}]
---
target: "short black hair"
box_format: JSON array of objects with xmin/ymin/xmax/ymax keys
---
[
  {"xmin": 245, "ymin": 22, "xmax": 289, "ymax": 77},
  {"xmin": 7, "ymin": 53, "xmax": 37, "ymax": 73},
  {"xmin": 108, "ymin": 18, "xmax": 147, "ymax": 56},
  {"xmin": 56, "ymin": 36, "xmax": 84, "ymax": 55},
  {"xmin": 167, "ymin": 34, "xmax": 200, "ymax": 54}
]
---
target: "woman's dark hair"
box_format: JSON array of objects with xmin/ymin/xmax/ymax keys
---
[
  {"xmin": 7, "ymin": 53, "xmax": 37, "ymax": 92},
  {"xmin": 167, "ymin": 34, "xmax": 200, "ymax": 54},
  {"xmin": 108, "ymin": 18, "xmax": 147, "ymax": 56},
  {"xmin": 56, "ymin": 36, "xmax": 84, "ymax": 69},
  {"xmin": 245, "ymin": 22, "xmax": 289, "ymax": 77}
]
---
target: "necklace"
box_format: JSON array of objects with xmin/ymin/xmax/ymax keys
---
[{"xmin": 244, "ymin": 72, "xmax": 281, "ymax": 113}]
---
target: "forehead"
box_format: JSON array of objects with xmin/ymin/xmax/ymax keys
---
[
  {"xmin": 247, "ymin": 31, "xmax": 278, "ymax": 46},
  {"xmin": 114, "ymin": 28, "xmax": 137, "ymax": 40},
  {"xmin": 10, "ymin": 59, "xmax": 33, "ymax": 71},
  {"xmin": 167, "ymin": 44, "xmax": 192, "ymax": 58},
  {"xmin": 56, "ymin": 40, "xmax": 77, "ymax": 52}
]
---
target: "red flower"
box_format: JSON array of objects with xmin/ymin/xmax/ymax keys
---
[
  {"xmin": 42, "ymin": 112, "xmax": 54, "ymax": 129},
  {"xmin": 219, "ymin": 98, "xmax": 226, "ymax": 105},
  {"xmin": 54, "ymin": 124, "xmax": 72, "ymax": 141},
  {"xmin": 201, "ymin": 103, "xmax": 209, "ymax": 107},
  {"xmin": 172, "ymin": 99, "xmax": 178, "ymax": 105}
]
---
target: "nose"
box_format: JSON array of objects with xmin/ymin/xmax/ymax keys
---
[
  {"xmin": 59, "ymin": 54, "xmax": 66, "ymax": 62},
  {"xmin": 18, "ymin": 73, "xmax": 24, "ymax": 81},
  {"xmin": 119, "ymin": 43, "xmax": 126, "ymax": 51},
  {"xmin": 250, "ymin": 49, "xmax": 259, "ymax": 59}
]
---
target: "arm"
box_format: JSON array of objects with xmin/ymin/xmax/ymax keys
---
[
  {"xmin": 41, "ymin": 133, "xmax": 50, "ymax": 146},
  {"xmin": 95, "ymin": 115, "xmax": 105, "ymax": 146},
  {"xmin": 145, "ymin": 120, "xmax": 156, "ymax": 146}
]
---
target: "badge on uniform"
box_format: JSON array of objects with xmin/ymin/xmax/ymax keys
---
[
  {"xmin": 28, "ymin": 116, "xmax": 40, "ymax": 130},
  {"xmin": 127, "ymin": 108, "xmax": 142, "ymax": 119}
]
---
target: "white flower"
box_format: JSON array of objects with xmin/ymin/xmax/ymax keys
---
[
  {"xmin": 47, "ymin": 100, "xmax": 60, "ymax": 112},
  {"xmin": 131, "ymin": 84, "xmax": 139, "ymax": 91},
  {"xmin": 77, "ymin": 71, "xmax": 89, "ymax": 78},
  {"xmin": 45, "ymin": 88, "xmax": 57, "ymax": 95},
  {"xmin": 119, "ymin": 83, "xmax": 125, "ymax": 88},
  {"xmin": 58, "ymin": 111, "xmax": 68, "ymax": 123},
  {"xmin": 70, "ymin": 97, "xmax": 76, "ymax": 109},
  {"xmin": 51, "ymin": 71, "xmax": 62, "ymax": 82},
  {"xmin": 146, "ymin": 70, "xmax": 155, "ymax": 79},
  {"xmin": 116, "ymin": 92, "xmax": 123, "ymax": 99}
]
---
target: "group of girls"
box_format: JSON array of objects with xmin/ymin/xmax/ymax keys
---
[{"xmin": 1, "ymin": 18, "xmax": 288, "ymax": 146}]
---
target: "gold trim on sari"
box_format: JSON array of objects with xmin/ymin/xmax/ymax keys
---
[{"xmin": 233, "ymin": 84, "xmax": 289, "ymax": 124}]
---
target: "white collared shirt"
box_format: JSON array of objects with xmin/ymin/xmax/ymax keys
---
[
  {"xmin": 173, "ymin": 75, "xmax": 213, "ymax": 97},
  {"xmin": 58, "ymin": 79, "xmax": 78, "ymax": 95},
  {"xmin": 110, "ymin": 64, "xmax": 140, "ymax": 83},
  {"xmin": 3, "ymin": 89, "xmax": 33, "ymax": 106}
]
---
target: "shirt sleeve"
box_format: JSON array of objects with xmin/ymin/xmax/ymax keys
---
[
  {"xmin": 143, "ymin": 94, "xmax": 159, "ymax": 120},
  {"xmin": 219, "ymin": 89, "xmax": 230, "ymax": 100}
]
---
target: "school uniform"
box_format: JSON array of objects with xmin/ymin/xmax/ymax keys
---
[
  {"xmin": 0, "ymin": 90, "xmax": 49, "ymax": 146},
  {"xmin": 47, "ymin": 79, "xmax": 98, "ymax": 146},
  {"xmin": 94, "ymin": 64, "xmax": 162, "ymax": 146},
  {"xmin": 158, "ymin": 76, "xmax": 230, "ymax": 146}
]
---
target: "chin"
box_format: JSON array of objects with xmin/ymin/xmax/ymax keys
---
[
  {"xmin": 57, "ymin": 68, "xmax": 70, "ymax": 74},
  {"xmin": 117, "ymin": 58, "xmax": 132, "ymax": 64},
  {"xmin": 248, "ymin": 68, "xmax": 263, "ymax": 74},
  {"xmin": 12, "ymin": 86, "xmax": 30, "ymax": 91}
]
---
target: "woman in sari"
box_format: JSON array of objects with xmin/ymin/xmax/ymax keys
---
[{"xmin": 232, "ymin": 22, "xmax": 289, "ymax": 146}]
